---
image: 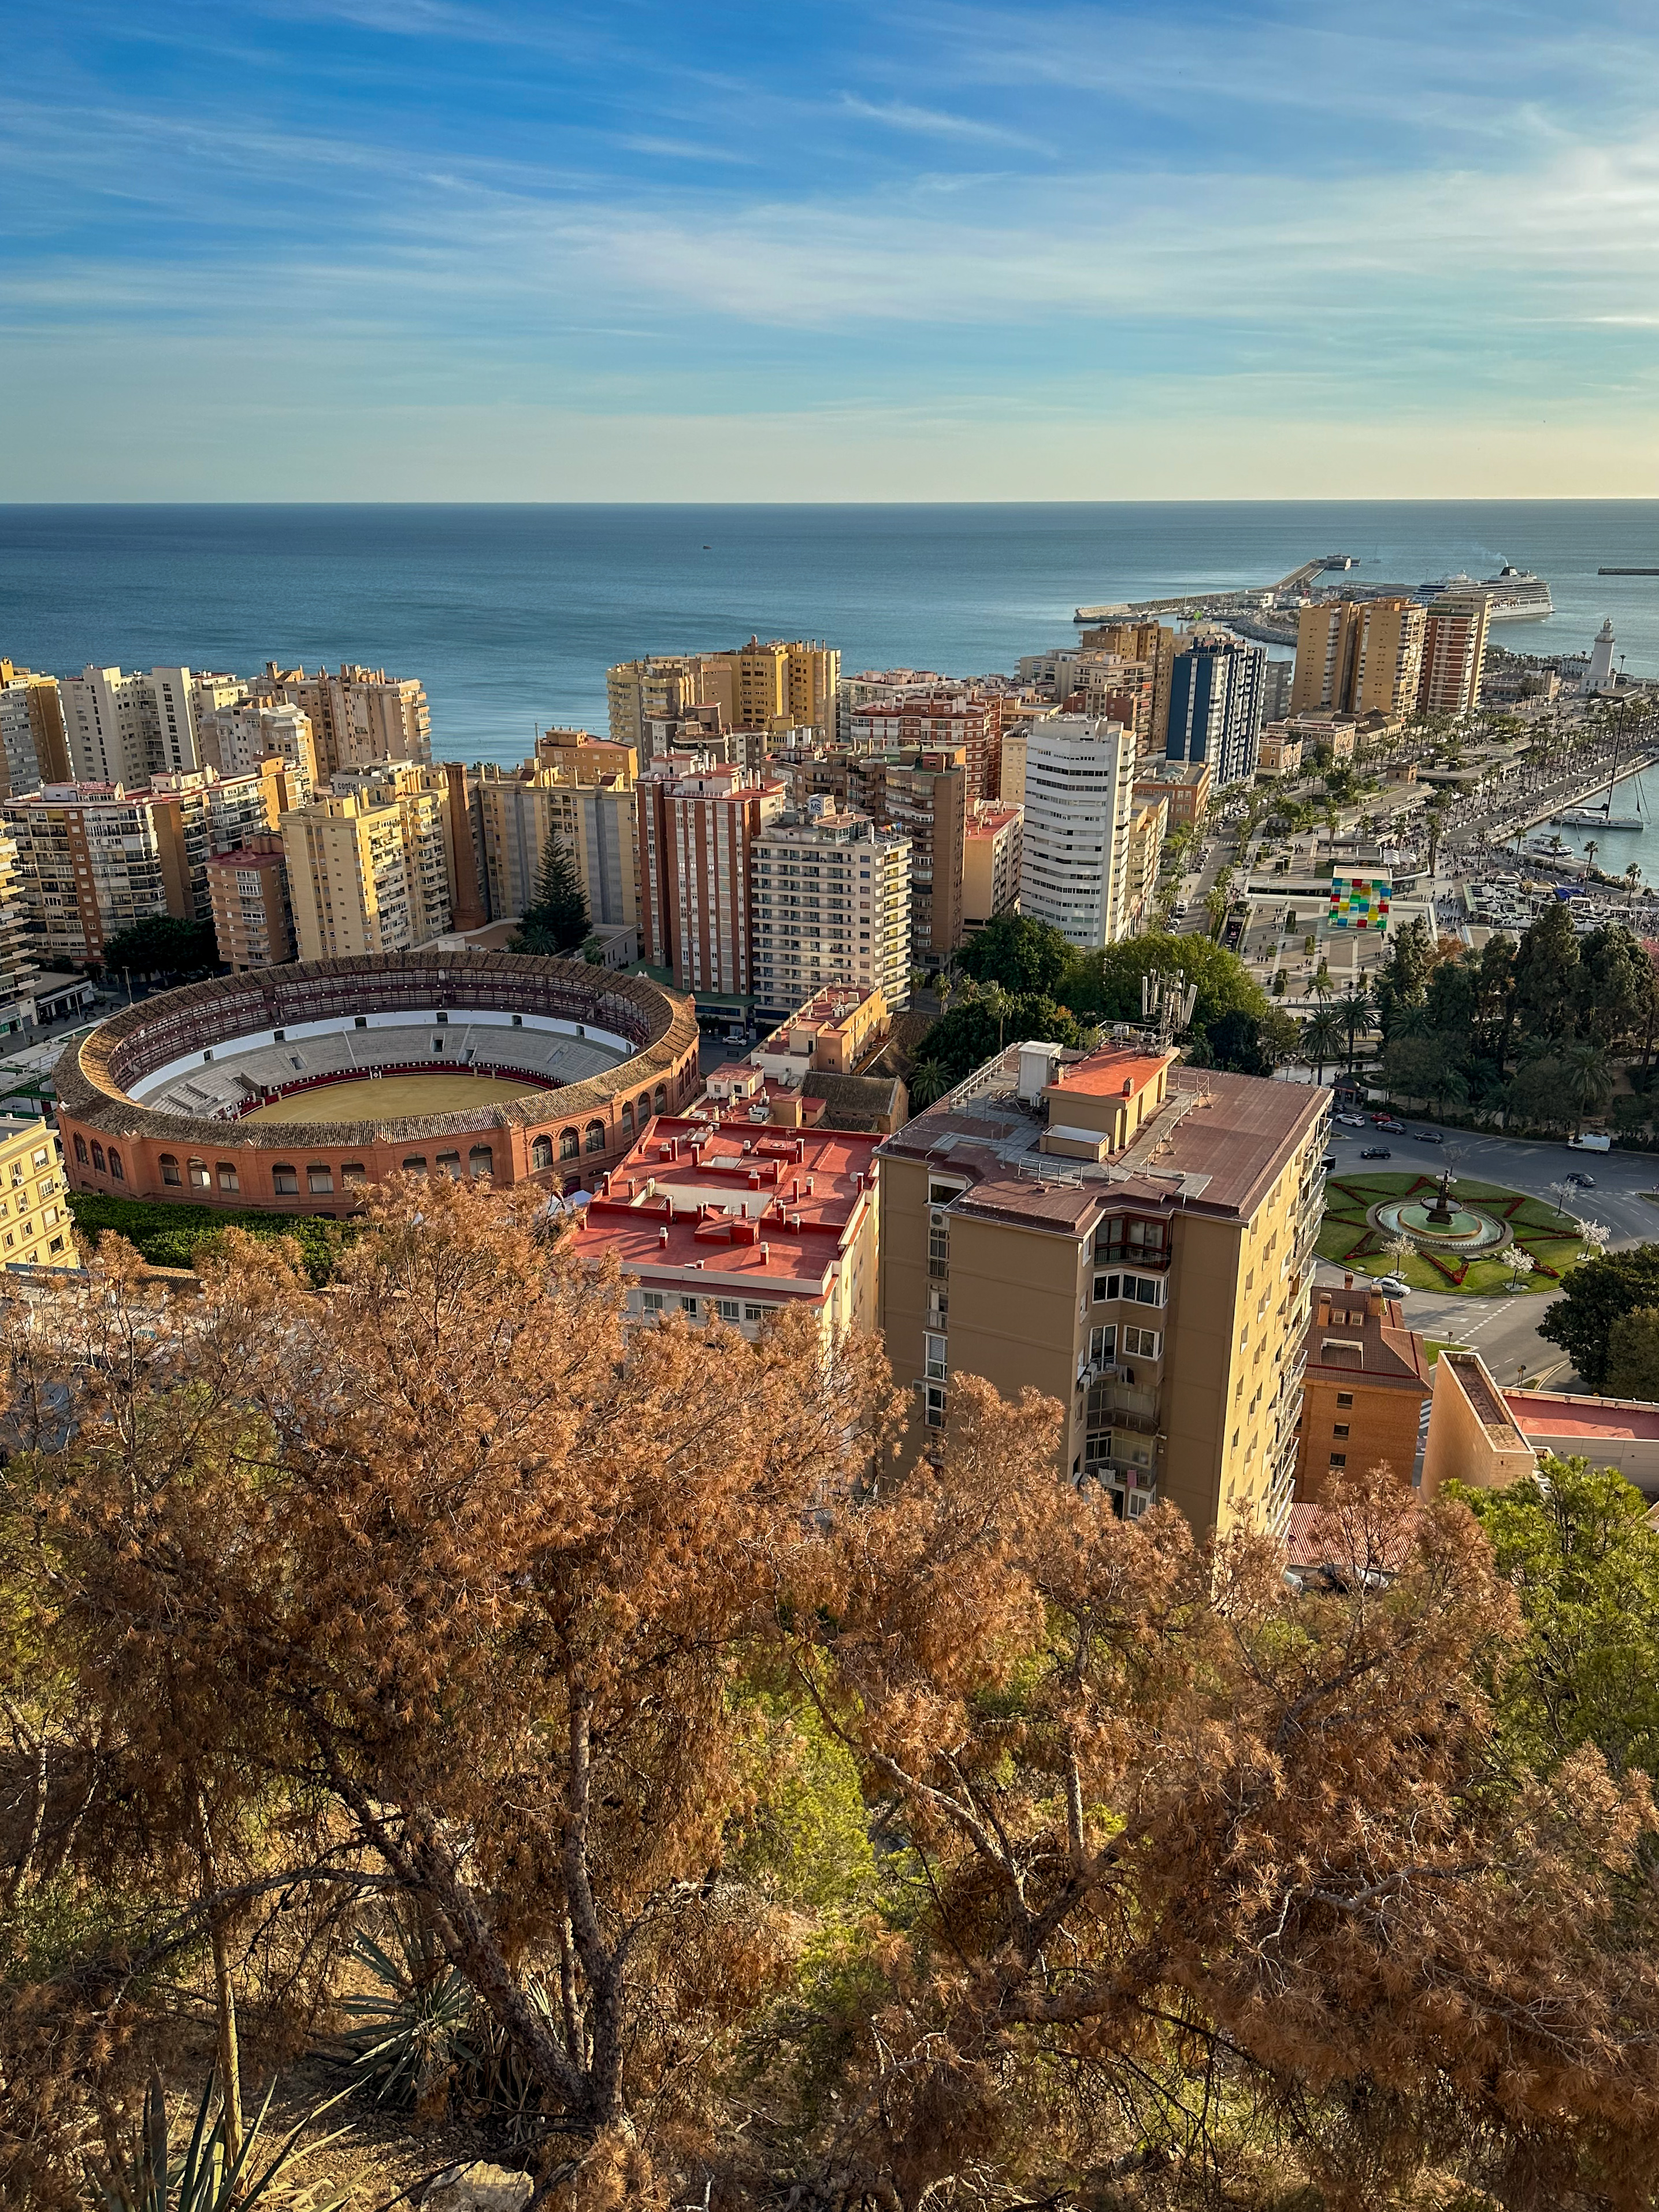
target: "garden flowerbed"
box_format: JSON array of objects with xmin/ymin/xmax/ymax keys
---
[{"xmin": 1317, "ymin": 1174, "xmax": 1583, "ymax": 1296}]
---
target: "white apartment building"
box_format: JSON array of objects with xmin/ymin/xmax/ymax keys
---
[
  {"xmin": 751, "ymin": 804, "xmax": 911, "ymax": 1018},
  {"xmin": 1019, "ymin": 715, "xmax": 1138, "ymax": 949},
  {"xmin": 0, "ymin": 673, "xmax": 63, "ymax": 799},
  {"xmin": 198, "ymin": 700, "xmax": 318, "ymax": 790},
  {"xmin": 252, "ymin": 664, "xmax": 431, "ymax": 775},
  {"xmin": 58, "ymin": 665, "xmax": 233, "ymax": 786}
]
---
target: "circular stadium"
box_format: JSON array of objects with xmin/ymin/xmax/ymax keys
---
[{"xmin": 53, "ymin": 952, "xmax": 700, "ymax": 1214}]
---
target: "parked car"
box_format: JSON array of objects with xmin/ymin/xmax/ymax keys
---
[
  {"xmin": 1370, "ymin": 1112, "xmax": 1393, "ymax": 1124},
  {"xmin": 1376, "ymin": 1275, "xmax": 1409, "ymax": 1296},
  {"xmin": 1376, "ymin": 1119, "xmax": 1406, "ymax": 1134},
  {"xmin": 1361, "ymin": 1146, "xmax": 1393, "ymax": 1160},
  {"xmin": 1415, "ymin": 1129, "xmax": 1445, "ymax": 1144},
  {"xmin": 1565, "ymin": 1171, "xmax": 1596, "ymax": 1189},
  {"xmin": 1337, "ymin": 1113, "xmax": 1368, "ymax": 1127}
]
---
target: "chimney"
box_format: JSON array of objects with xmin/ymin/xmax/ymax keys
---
[
  {"xmin": 1122, "ymin": 1079, "xmax": 1133, "ymax": 1096},
  {"xmin": 1343, "ymin": 1272, "xmax": 1353, "ymax": 1291},
  {"xmin": 1367, "ymin": 1287, "xmax": 1385, "ymax": 1319},
  {"xmin": 658, "ymin": 1227, "xmax": 669, "ymax": 1248},
  {"xmin": 1317, "ymin": 1293, "xmax": 1331, "ymax": 1328}
]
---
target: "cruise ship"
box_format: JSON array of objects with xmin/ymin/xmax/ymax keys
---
[{"xmin": 1422, "ymin": 565, "xmax": 1554, "ymax": 622}]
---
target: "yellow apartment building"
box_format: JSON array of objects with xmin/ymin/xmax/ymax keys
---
[
  {"xmin": 476, "ymin": 763, "xmax": 639, "ymax": 932},
  {"xmin": 878, "ymin": 1040, "xmax": 1329, "ymax": 1538},
  {"xmin": 1291, "ymin": 598, "xmax": 1427, "ymax": 719},
  {"xmin": 0, "ymin": 1116, "xmax": 74, "ymax": 1267}
]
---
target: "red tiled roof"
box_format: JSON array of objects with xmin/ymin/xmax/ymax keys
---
[{"xmin": 1506, "ymin": 1393, "xmax": 1659, "ymax": 1441}]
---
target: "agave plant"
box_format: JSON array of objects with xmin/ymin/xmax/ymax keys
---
[
  {"xmin": 84, "ymin": 2068, "xmax": 345, "ymax": 2212},
  {"xmin": 338, "ymin": 1913, "xmax": 478, "ymax": 2111}
]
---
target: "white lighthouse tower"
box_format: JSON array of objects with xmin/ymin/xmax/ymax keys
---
[{"xmin": 1583, "ymin": 617, "xmax": 1617, "ymax": 695}]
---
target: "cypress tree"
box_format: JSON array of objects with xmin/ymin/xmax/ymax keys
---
[{"xmin": 511, "ymin": 832, "xmax": 590, "ymax": 956}]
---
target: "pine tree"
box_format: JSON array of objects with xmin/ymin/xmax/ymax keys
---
[{"xmin": 511, "ymin": 830, "xmax": 590, "ymax": 955}]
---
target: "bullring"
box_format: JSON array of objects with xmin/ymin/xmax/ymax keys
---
[{"xmin": 54, "ymin": 951, "xmax": 701, "ymax": 1214}]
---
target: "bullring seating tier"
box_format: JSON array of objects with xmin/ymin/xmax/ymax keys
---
[{"xmin": 139, "ymin": 1022, "xmax": 627, "ymax": 1120}]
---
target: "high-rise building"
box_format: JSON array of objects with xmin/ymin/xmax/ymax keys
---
[
  {"xmin": 475, "ymin": 763, "xmax": 639, "ymax": 933},
  {"xmin": 1290, "ymin": 599, "xmax": 1426, "ymax": 720},
  {"xmin": 0, "ymin": 831, "xmax": 37, "ymax": 1028},
  {"xmin": 198, "ymin": 700, "xmax": 318, "ymax": 790},
  {"xmin": 281, "ymin": 763, "xmax": 456, "ymax": 960},
  {"xmin": 0, "ymin": 1115, "xmax": 75, "ymax": 1269},
  {"xmin": 1260, "ymin": 658, "xmax": 1294, "ymax": 723},
  {"xmin": 1164, "ymin": 636, "xmax": 1265, "ymax": 788},
  {"xmin": 1, "ymin": 766, "xmax": 287, "ymax": 964},
  {"xmin": 1417, "ymin": 589, "xmax": 1493, "ymax": 718},
  {"xmin": 251, "ymin": 664, "xmax": 431, "ymax": 775},
  {"xmin": 751, "ymin": 804, "xmax": 911, "ymax": 1016},
  {"xmin": 606, "ymin": 658, "xmax": 706, "ymax": 757},
  {"xmin": 847, "ymin": 690, "xmax": 1003, "ymax": 801},
  {"xmin": 534, "ymin": 729, "xmax": 639, "ymax": 784},
  {"xmin": 206, "ymin": 834, "xmax": 297, "ymax": 971},
  {"xmin": 849, "ymin": 748, "xmax": 968, "ymax": 964},
  {"xmin": 877, "ymin": 1040, "xmax": 1330, "ymax": 1538},
  {"xmin": 1124, "ymin": 793, "xmax": 1168, "ymax": 934},
  {"xmin": 962, "ymin": 802, "xmax": 1022, "ymax": 935},
  {"xmin": 609, "ymin": 641, "xmax": 840, "ymax": 756},
  {"xmin": 0, "ymin": 669, "xmax": 69, "ymax": 796},
  {"xmin": 1019, "ymin": 715, "xmax": 1139, "ymax": 949},
  {"xmin": 635, "ymin": 764, "xmax": 786, "ymax": 995}
]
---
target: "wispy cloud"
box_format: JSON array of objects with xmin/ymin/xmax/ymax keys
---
[{"xmin": 836, "ymin": 93, "xmax": 1041, "ymax": 150}]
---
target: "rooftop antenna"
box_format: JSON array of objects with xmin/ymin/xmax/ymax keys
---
[{"xmin": 1140, "ymin": 969, "xmax": 1199, "ymax": 1046}]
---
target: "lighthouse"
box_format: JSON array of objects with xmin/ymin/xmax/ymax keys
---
[{"xmin": 1583, "ymin": 617, "xmax": 1617, "ymax": 695}]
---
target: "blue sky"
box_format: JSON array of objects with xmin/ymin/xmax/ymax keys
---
[{"xmin": 6, "ymin": 0, "xmax": 1659, "ymax": 498}]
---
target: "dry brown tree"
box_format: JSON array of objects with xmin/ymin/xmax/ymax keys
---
[
  {"xmin": 0, "ymin": 1176, "xmax": 892, "ymax": 2203},
  {"xmin": 762, "ymin": 1378, "xmax": 1659, "ymax": 2212}
]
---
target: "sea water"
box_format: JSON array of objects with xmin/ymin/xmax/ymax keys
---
[{"xmin": 4, "ymin": 501, "xmax": 1658, "ymax": 768}]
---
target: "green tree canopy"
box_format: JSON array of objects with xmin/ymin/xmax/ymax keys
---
[
  {"xmin": 1606, "ymin": 1307, "xmax": 1659, "ymax": 1400},
  {"xmin": 1063, "ymin": 930, "xmax": 1267, "ymax": 1036},
  {"xmin": 510, "ymin": 830, "xmax": 590, "ymax": 956},
  {"xmin": 1573, "ymin": 923, "xmax": 1656, "ymax": 1053},
  {"xmin": 914, "ymin": 992, "xmax": 1087, "ymax": 1087},
  {"xmin": 1455, "ymin": 1456, "xmax": 1659, "ymax": 1781},
  {"xmin": 98, "ymin": 913, "xmax": 220, "ymax": 978},
  {"xmin": 1512, "ymin": 899, "xmax": 1579, "ymax": 1045},
  {"xmin": 1539, "ymin": 1244, "xmax": 1659, "ymax": 1391},
  {"xmin": 951, "ymin": 912, "xmax": 1074, "ymax": 996}
]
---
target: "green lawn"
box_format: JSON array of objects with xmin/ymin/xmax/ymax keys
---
[{"xmin": 1319, "ymin": 1172, "xmax": 1583, "ymax": 1296}]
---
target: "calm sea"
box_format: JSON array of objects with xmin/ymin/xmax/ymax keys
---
[{"xmin": 5, "ymin": 502, "xmax": 1659, "ymax": 770}]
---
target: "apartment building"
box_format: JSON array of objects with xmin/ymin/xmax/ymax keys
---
[
  {"xmin": 1164, "ymin": 636, "xmax": 1265, "ymax": 788},
  {"xmin": 1124, "ymin": 793, "xmax": 1168, "ymax": 933},
  {"xmin": 1256, "ymin": 728, "xmax": 1304, "ymax": 777},
  {"xmin": 0, "ymin": 834, "xmax": 36, "ymax": 1030},
  {"xmin": 848, "ymin": 690, "xmax": 1003, "ymax": 801},
  {"xmin": 280, "ymin": 763, "xmax": 456, "ymax": 959},
  {"xmin": 534, "ymin": 729, "xmax": 639, "ymax": 784},
  {"xmin": 571, "ymin": 1114, "xmax": 881, "ymax": 1346},
  {"xmin": 206, "ymin": 834, "xmax": 296, "ymax": 970},
  {"xmin": 1418, "ymin": 588, "xmax": 1493, "ymax": 718},
  {"xmin": 0, "ymin": 1116, "xmax": 74, "ymax": 1269},
  {"xmin": 475, "ymin": 762, "xmax": 639, "ymax": 932},
  {"xmin": 1293, "ymin": 1275, "xmax": 1431, "ymax": 1500},
  {"xmin": 1291, "ymin": 598, "xmax": 1427, "ymax": 721},
  {"xmin": 1, "ymin": 766, "xmax": 289, "ymax": 963},
  {"xmin": 1134, "ymin": 760, "xmax": 1211, "ymax": 830},
  {"xmin": 703, "ymin": 984, "xmax": 906, "ymax": 1136},
  {"xmin": 878, "ymin": 1039, "xmax": 1330, "ymax": 1538},
  {"xmin": 251, "ymin": 663, "xmax": 431, "ymax": 775},
  {"xmin": 1260, "ymin": 658, "xmax": 1294, "ymax": 723},
  {"xmin": 609, "ymin": 641, "xmax": 840, "ymax": 755},
  {"xmin": 849, "ymin": 747, "xmax": 967, "ymax": 964},
  {"xmin": 198, "ymin": 699, "xmax": 318, "ymax": 789},
  {"xmin": 1019, "ymin": 715, "xmax": 1139, "ymax": 949},
  {"xmin": 836, "ymin": 667, "xmax": 952, "ymax": 740},
  {"xmin": 606, "ymin": 658, "xmax": 707, "ymax": 756},
  {"xmin": 635, "ymin": 764, "xmax": 786, "ymax": 996},
  {"xmin": 0, "ymin": 667, "xmax": 69, "ymax": 794},
  {"xmin": 962, "ymin": 802, "xmax": 1022, "ymax": 933},
  {"xmin": 752, "ymin": 804, "xmax": 911, "ymax": 1016}
]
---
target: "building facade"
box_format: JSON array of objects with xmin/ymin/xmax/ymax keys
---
[
  {"xmin": 1291, "ymin": 599, "xmax": 1427, "ymax": 721},
  {"xmin": 0, "ymin": 1116, "xmax": 73, "ymax": 1268},
  {"xmin": 1164, "ymin": 636, "xmax": 1265, "ymax": 788},
  {"xmin": 0, "ymin": 667, "xmax": 69, "ymax": 795},
  {"xmin": 878, "ymin": 1040, "xmax": 1328, "ymax": 1538},
  {"xmin": 635, "ymin": 764, "xmax": 786, "ymax": 996},
  {"xmin": 1019, "ymin": 715, "xmax": 1139, "ymax": 949},
  {"xmin": 251, "ymin": 663, "xmax": 432, "ymax": 775},
  {"xmin": 751, "ymin": 804, "xmax": 911, "ymax": 1016},
  {"xmin": 962, "ymin": 801, "xmax": 1022, "ymax": 933},
  {"xmin": 1293, "ymin": 1275, "xmax": 1431, "ymax": 1500},
  {"xmin": 849, "ymin": 747, "xmax": 967, "ymax": 963},
  {"xmin": 1418, "ymin": 589, "xmax": 1493, "ymax": 718},
  {"xmin": 206, "ymin": 836, "xmax": 297, "ymax": 971},
  {"xmin": 476, "ymin": 763, "xmax": 640, "ymax": 932}
]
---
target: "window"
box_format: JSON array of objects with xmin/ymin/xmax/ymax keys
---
[
  {"xmin": 91, "ymin": 1142, "xmax": 106, "ymax": 1173},
  {"xmin": 928, "ymin": 1208, "xmax": 950, "ymax": 1280},
  {"xmin": 925, "ymin": 1331, "xmax": 948, "ymax": 1382},
  {"xmin": 307, "ymin": 1166, "xmax": 334, "ymax": 1195},
  {"xmin": 436, "ymin": 1152, "xmax": 460, "ymax": 1178},
  {"xmin": 1328, "ymin": 1452, "xmax": 1348, "ymax": 1469},
  {"xmin": 216, "ymin": 1164, "xmax": 240, "ymax": 1193},
  {"xmin": 73, "ymin": 1134, "xmax": 87, "ymax": 1165},
  {"xmin": 680, "ymin": 1294, "xmax": 699, "ymax": 1317},
  {"xmin": 341, "ymin": 1163, "xmax": 366, "ymax": 1187},
  {"xmin": 1123, "ymin": 1324, "xmax": 1161, "ymax": 1359},
  {"xmin": 469, "ymin": 1145, "xmax": 493, "ymax": 1179},
  {"xmin": 654, "ymin": 1085, "xmax": 666, "ymax": 1111},
  {"xmin": 1333, "ymin": 1422, "xmax": 1350, "ymax": 1439},
  {"xmin": 714, "ymin": 1298, "xmax": 741, "ymax": 1322},
  {"xmin": 188, "ymin": 1159, "xmax": 210, "ymax": 1189},
  {"xmin": 1088, "ymin": 1324, "xmax": 1116, "ymax": 1367},
  {"xmin": 924, "ymin": 1383, "xmax": 947, "ymax": 1429},
  {"xmin": 1335, "ymin": 1391, "xmax": 1354, "ymax": 1408},
  {"xmin": 159, "ymin": 1153, "xmax": 181, "ymax": 1186},
  {"xmin": 620, "ymin": 1103, "xmax": 633, "ymax": 1137},
  {"xmin": 584, "ymin": 1119, "xmax": 606, "ymax": 1154},
  {"xmin": 107, "ymin": 1149, "xmax": 123, "ymax": 1181},
  {"xmin": 48, "ymin": 1235, "xmax": 64, "ymax": 1255},
  {"xmin": 402, "ymin": 1156, "xmax": 428, "ymax": 1176},
  {"xmin": 637, "ymin": 1094, "xmax": 652, "ymax": 1127},
  {"xmin": 559, "ymin": 1128, "xmax": 580, "ymax": 1161},
  {"xmin": 641, "ymin": 1291, "xmax": 665, "ymax": 1313},
  {"xmin": 532, "ymin": 1134, "xmax": 554, "ymax": 1171},
  {"xmin": 743, "ymin": 1302, "xmax": 767, "ymax": 1323},
  {"xmin": 273, "ymin": 1164, "xmax": 299, "ymax": 1194},
  {"xmin": 928, "ymin": 1178, "xmax": 965, "ymax": 1205}
]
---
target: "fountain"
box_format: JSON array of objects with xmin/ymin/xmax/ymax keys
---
[{"xmin": 1368, "ymin": 1168, "xmax": 1511, "ymax": 1256}]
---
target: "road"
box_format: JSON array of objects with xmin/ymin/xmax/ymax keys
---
[{"xmin": 1319, "ymin": 1119, "xmax": 1659, "ymax": 1389}]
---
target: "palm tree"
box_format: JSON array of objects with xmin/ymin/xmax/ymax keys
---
[
  {"xmin": 1301, "ymin": 1007, "xmax": 1345, "ymax": 1083},
  {"xmin": 1625, "ymin": 862, "xmax": 1643, "ymax": 913},
  {"xmin": 1583, "ymin": 838, "xmax": 1599, "ymax": 883},
  {"xmin": 1204, "ymin": 886, "xmax": 1229, "ymax": 941},
  {"xmin": 1335, "ymin": 983, "xmax": 1372, "ymax": 1070},
  {"xmin": 981, "ymin": 981, "xmax": 1013, "ymax": 1049},
  {"xmin": 1560, "ymin": 1041, "xmax": 1616, "ymax": 1133},
  {"xmin": 908, "ymin": 1058, "xmax": 949, "ymax": 1111}
]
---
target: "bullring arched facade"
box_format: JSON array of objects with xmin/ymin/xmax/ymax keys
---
[{"xmin": 54, "ymin": 952, "xmax": 701, "ymax": 1215}]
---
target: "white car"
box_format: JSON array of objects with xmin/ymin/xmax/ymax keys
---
[
  {"xmin": 1375, "ymin": 1275, "xmax": 1409, "ymax": 1297},
  {"xmin": 1336, "ymin": 1113, "xmax": 1368, "ymax": 1127}
]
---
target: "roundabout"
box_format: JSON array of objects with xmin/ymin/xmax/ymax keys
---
[{"xmin": 1320, "ymin": 1169, "xmax": 1584, "ymax": 1294}]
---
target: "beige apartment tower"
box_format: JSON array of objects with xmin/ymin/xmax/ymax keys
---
[
  {"xmin": 476, "ymin": 764, "xmax": 639, "ymax": 931},
  {"xmin": 281, "ymin": 763, "xmax": 456, "ymax": 959},
  {"xmin": 1418, "ymin": 588, "xmax": 1493, "ymax": 718},
  {"xmin": 879, "ymin": 1041, "xmax": 1329, "ymax": 1540},
  {"xmin": 253, "ymin": 664, "xmax": 431, "ymax": 777},
  {"xmin": 1291, "ymin": 598, "xmax": 1427, "ymax": 719}
]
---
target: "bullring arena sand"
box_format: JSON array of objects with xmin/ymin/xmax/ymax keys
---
[{"xmin": 241, "ymin": 1072, "xmax": 545, "ymax": 1124}]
